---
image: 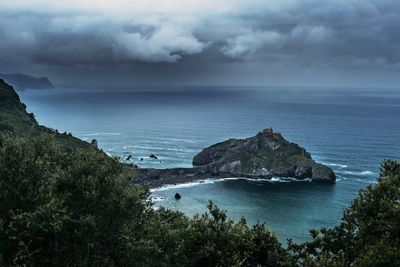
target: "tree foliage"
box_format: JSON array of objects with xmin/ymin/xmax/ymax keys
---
[
  {"xmin": 1, "ymin": 134, "xmax": 400, "ymax": 266},
  {"xmin": 0, "ymin": 135, "xmax": 287, "ymax": 266},
  {"xmin": 288, "ymin": 159, "xmax": 400, "ymax": 266}
]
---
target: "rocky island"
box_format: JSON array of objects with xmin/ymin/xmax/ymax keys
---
[{"xmin": 136, "ymin": 128, "xmax": 336, "ymax": 187}]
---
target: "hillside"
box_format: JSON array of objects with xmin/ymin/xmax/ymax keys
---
[{"xmin": 0, "ymin": 79, "xmax": 90, "ymax": 150}]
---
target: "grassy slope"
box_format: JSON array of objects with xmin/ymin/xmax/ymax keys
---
[
  {"xmin": 0, "ymin": 79, "xmax": 90, "ymax": 150},
  {"xmin": 0, "ymin": 79, "xmax": 136, "ymax": 180}
]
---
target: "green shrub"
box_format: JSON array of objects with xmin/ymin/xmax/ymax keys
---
[
  {"xmin": 1, "ymin": 134, "xmax": 399, "ymax": 266},
  {"xmin": 289, "ymin": 159, "xmax": 400, "ymax": 266}
]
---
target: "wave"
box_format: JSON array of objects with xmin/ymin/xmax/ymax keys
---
[
  {"xmin": 321, "ymin": 162, "xmax": 348, "ymax": 168},
  {"xmin": 81, "ymin": 132, "xmax": 120, "ymax": 136},
  {"xmin": 343, "ymin": 170, "xmax": 376, "ymax": 176},
  {"xmin": 150, "ymin": 179, "xmax": 217, "ymax": 192},
  {"xmin": 150, "ymin": 177, "xmax": 312, "ymax": 192},
  {"xmin": 151, "ymin": 196, "xmax": 167, "ymax": 202},
  {"xmin": 153, "ymin": 138, "xmax": 198, "ymax": 144},
  {"xmin": 121, "ymin": 145, "xmax": 197, "ymax": 153}
]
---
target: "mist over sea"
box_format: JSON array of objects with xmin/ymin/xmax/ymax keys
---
[{"xmin": 20, "ymin": 86, "xmax": 400, "ymax": 243}]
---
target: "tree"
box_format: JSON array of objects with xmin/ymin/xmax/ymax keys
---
[
  {"xmin": 0, "ymin": 135, "xmax": 151, "ymax": 266},
  {"xmin": 2, "ymin": 133, "xmax": 399, "ymax": 266},
  {"xmin": 176, "ymin": 201, "xmax": 288, "ymax": 267},
  {"xmin": 289, "ymin": 159, "xmax": 400, "ymax": 266},
  {"xmin": 0, "ymin": 135, "xmax": 288, "ymax": 266}
]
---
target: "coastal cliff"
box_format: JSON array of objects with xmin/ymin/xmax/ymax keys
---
[
  {"xmin": 0, "ymin": 79, "xmax": 90, "ymax": 150},
  {"xmin": 136, "ymin": 128, "xmax": 336, "ymax": 186}
]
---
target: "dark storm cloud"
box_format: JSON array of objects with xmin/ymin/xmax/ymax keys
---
[
  {"xmin": 0, "ymin": 11, "xmax": 206, "ymax": 65},
  {"xmin": 1, "ymin": 0, "xmax": 399, "ymax": 66},
  {"xmin": 0, "ymin": 0, "xmax": 399, "ymax": 87},
  {"xmin": 216, "ymin": 0, "xmax": 400, "ymax": 67}
]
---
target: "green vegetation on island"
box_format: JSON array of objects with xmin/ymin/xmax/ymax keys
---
[
  {"xmin": 1, "ymin": 80, "xmax": 399, "ymax": 266},
  {"xmin": 192, "ymin": 128, "xmax": 335, "ymax": 182}
]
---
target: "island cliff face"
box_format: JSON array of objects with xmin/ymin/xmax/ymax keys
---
[{"xmin": 136, "ymin": 129, "xmax": 336, "ymax": 186}]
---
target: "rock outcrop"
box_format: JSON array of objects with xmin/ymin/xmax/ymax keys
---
[{"xmin": 136, "ymin": 129, "xmax": 336, "ymax": 186}]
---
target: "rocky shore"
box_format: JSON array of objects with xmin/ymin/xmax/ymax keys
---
[{"xmin": 135, "ymin": 129, "xmax": 336, "ymax": 187}]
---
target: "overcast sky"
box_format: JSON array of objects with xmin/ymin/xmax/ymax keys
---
[{"xmin": 1, "ymin": 0, "xmax": 399, "ymax": 88}]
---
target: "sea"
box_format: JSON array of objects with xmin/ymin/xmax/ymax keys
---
[{"xmin": 19, "ymin": 86, "xmax": 400, "ymax": 243}]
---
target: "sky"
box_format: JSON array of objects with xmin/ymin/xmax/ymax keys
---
[{"xmin": 0, "ymin": 0, "xmax": 399, "ymax": 88}]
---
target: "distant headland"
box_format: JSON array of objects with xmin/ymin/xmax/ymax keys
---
[
  {"xmin": 136, "ymin": 128, "xmax": 336, "ymax": 187},
  {"xmin": 0, "ymin": 73, "xmax": 54, "ymax": 91}
]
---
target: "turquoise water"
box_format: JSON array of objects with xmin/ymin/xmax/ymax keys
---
[{"xmin": 19, "ymin": 87, "xmax": 400, "ymax": 243}]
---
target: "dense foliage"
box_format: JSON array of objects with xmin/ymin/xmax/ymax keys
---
[
  {"xmin": 288, "ymin": 159, "xmax": 400, "ymax": 266},
  {"xmin": 0, "ymin": 135, "xmax": 288, "ymax": 266},
  {"xmin": 0, "ymin": 134, "xmax": 399, "ymax": 266}
]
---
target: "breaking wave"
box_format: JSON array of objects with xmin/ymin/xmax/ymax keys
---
[
  {"xmin": 150, "ymin": 177, "xmax": 312, "ymax": 192},
  {"xmin": 343, "ymin": 170, "xmax": 376, "ymax": 176},
  {"xmin": 321, "ymin": 162, "xmax": 348, "ymax": 168}
]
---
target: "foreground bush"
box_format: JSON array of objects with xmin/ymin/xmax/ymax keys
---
[
  {"xmin": 1, "ymin": 135, "xmax": 399, "ymax": 266},
  {"xmin": 289, "ymin": 159, "xmax": 400, "ymax": 266},
  {"xmin": 0, "ymin": 135, "xmax": 288, "ymax": 266}
]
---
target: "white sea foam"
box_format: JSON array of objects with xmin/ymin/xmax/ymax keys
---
[
  {"xmin": 321, "ymin": 162, "xmax": 348, "ymax": 168},
  {"xmin": 151, "ymin": 196, "xmax": 167, "ymax": 202},
  {"xmin": 122, "ymin": 145, "xmax": 196, "ymax": 153},
  {"xmin": 150, "ymin": 179, "xmax": 216, "ymax": 192},
  {"xmin": 150, "ymin": 177, "xmax": 312, "ymax": 192},
  {"xmin": 343, "ymin": 170, "xmax": 376, "ymax": 176}
]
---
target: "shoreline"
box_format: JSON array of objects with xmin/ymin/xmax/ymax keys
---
[{"xmin": 149, "ymin": 176, "xmax": 314, "ymax": 192}]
